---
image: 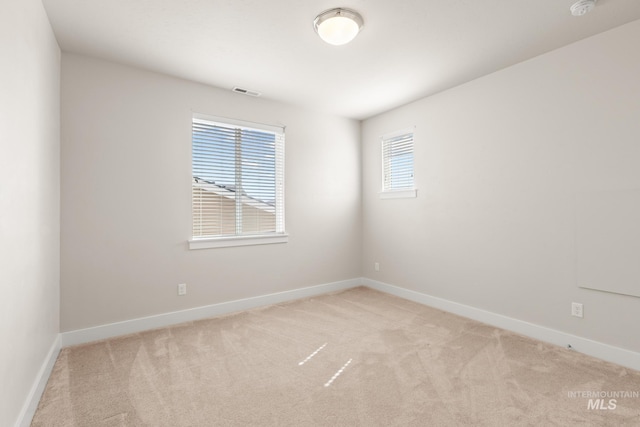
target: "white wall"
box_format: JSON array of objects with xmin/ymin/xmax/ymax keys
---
[
  {"xmin": 362, "ymin": 19, "xmax": 640, "ymax": 353},
  {"xmin": 60, "ymin": 54, "xmax": 361, "ymax": 332},
  {"xmin": 0, "ymin": 0, "xmax": 60, "ymax": 426}
]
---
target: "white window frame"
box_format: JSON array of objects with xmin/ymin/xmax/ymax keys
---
[
  {"xmin": 189, "ymin": 113, "xmax": 287, "ymax": 249},
  {"xmin": 380, "ymin": 127, "xmax": 417, "ymax": 199}
]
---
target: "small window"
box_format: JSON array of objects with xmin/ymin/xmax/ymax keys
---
[
  {"xmin": 381, "ymin": 128, "xmax": 416, "ymax": 199},
  {"xmin": 190, "ymin": 114, "xmax": 286, "ymax": 249}
]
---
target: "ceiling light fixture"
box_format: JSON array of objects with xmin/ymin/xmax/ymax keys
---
[
  {"xmin": 313, "ymin": 8, "xmax": 364, "ymax": 46},
  {"xmin": 570, "ymin": 0, "xmax": 597, "ymax": 17}
]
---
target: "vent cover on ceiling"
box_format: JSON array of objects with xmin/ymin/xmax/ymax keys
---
[{"xmin": 232, "ymin": 87, "xmax": 261, "ymax": 97}]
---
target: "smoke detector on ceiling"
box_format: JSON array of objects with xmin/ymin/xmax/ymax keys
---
[{"xmin": 570, "ymin": 0, "xmax": 597, "ymax": 17}]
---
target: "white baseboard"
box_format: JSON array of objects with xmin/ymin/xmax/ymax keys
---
[
  {"xmin": 16, "ymin": 335, "xmax": 61, "ymax": 427},
  {"xmin": 363, "ymin": 278, "xmax": 640, "ymax": 372},
  {"xmin": 61, "ymin": 278, "xmax": 362, "ymax": 347}
]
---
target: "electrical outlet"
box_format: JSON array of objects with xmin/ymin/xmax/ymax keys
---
[
  {"xmin": 571, "ymin": 302, "xmax": 583, "ymax": 318},
  {"xmin": 178, "ymin": 283, "xmax": 187, "ymax": 296},
  {"xmin": 374, "ymin": 262, "xmax": 379, "ymax": 272}
]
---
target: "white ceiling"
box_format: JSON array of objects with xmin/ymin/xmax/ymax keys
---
[{"xmin": 42, "ymin": 0, "xmax": 640, "ymax": 120}]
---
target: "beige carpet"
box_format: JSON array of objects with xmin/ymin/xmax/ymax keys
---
[{"xmin": 32, "ymin": 287, "xmax": 640, "ymax": 426}]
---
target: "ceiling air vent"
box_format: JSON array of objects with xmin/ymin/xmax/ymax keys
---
[{"xmin": 232, "ymin": 87, "xmax": 261, "ymax": 97}]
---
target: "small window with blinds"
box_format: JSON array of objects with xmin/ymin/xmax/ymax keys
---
[
  {"xmin": 380, "ymin": 128, "xmax": 417, "ymax": 199},
  {"xmin": 190, "ymin": 114, "xmax": 287, "ymax": 249}
]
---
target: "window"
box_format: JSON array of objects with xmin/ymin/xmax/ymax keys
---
[
  {"xmin": 381, "ymin": 128, "xmax": 416, "ymax": 199},
  {"xmin": 190, "ymin": 114, "xmax": 286, "ymax": 249}
]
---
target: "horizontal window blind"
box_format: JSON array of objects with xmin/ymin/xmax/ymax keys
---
[
  {"xmin": 192, "ymin": 115, "xmax": 284, "ymax": 239},
  {"xmin": 382, "ymin": 130, "xmax": 414, "ymax": 191}
]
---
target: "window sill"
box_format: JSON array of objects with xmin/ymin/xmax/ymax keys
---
[
  {"xmin": 379, "ymin": 189, "xmax": 417, "ymax": 199},
  {"xmin": 189, "ymin": 233, "xmax": 289, "ymax": 250}
]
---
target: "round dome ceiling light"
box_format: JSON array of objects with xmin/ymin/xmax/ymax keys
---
[
  {"xmin": 313, "ymin": 8, "xmax": 364, "ymax": 46},
  {"xmin": 571, "ymin": 0, "xmax": 597, "ymax": 17}
]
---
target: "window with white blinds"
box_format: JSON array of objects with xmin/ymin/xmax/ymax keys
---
[
  {"xmin": 191, "ymin": 114, "xmax": 285, "ymax": 247},
  {"xmin": 381, "ymin": 128, "xmax": 416, "ymax": 198}
]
